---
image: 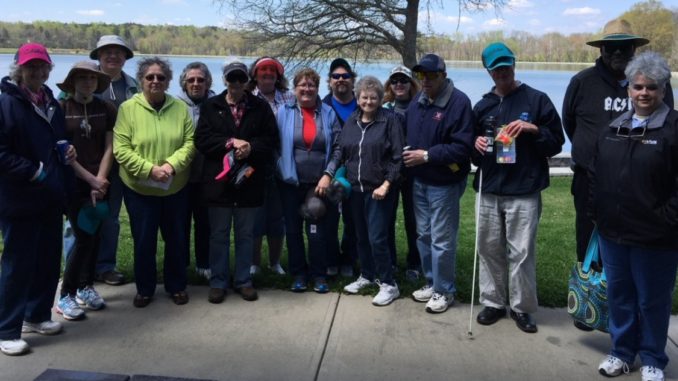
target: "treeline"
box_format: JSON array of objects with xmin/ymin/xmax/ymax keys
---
[{"xmin": 0, "ymin": 0, "xmax": 675, "ymax": 66}]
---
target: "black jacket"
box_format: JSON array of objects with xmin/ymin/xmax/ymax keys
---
[
  {"xmin": 562, "ymin": 57, "xmax": 673, "ymax": 170},
  {"xmin": 330, "ymin": 108, "xmax": 404, "ymax": 192},
  {"xmin": 591, "ymin": 104, "xmax": 678, "ymax": 250},
  {"xmin": 195, "ymin": 90, "xmax": 278, "ymax": 207},
  {"xmin": 472, "ymin": 83, "xmax": 564, "ymax": 195},
  {"xmin": 0, "ymin": 77, "xmax": 73, "ymax": 217}
]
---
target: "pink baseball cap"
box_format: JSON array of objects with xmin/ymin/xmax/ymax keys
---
[{"xmin": 15, "ymin": 43, "xmax": 52, "ymax": 65}]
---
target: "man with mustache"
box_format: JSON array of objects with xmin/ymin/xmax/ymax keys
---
[{"xmin": 562, "ymin": 19, "xmax": 674, "ymax": 331}]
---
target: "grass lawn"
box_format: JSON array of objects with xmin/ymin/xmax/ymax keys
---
[{"xmin": 2, "ymin": 176, "xmax": 677, "ymax": 311}]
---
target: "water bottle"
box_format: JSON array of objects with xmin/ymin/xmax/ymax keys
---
[{"xmin": 484, "ymin": 116, "xmax": 497, "ymax": 153}]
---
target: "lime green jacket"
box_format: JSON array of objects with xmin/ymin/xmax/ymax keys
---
[{"xmin": 113, "ymin": 93, "xmax": 195, "ymax": 196}]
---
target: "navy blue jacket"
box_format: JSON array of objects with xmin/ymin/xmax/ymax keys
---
[
  {"xmin": 472, "ymin": 83, "xmax": 564, "ymax": 195},
  {"xmin": 404, "ymin": 79, "xmax": 474, "ymax": 185},
  {"xmin": 0, "ymin": 76, "xmax": 72, "ymax": 217}
]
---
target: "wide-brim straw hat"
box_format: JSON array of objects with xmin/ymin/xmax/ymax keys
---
[
  {"xmin": 57, "ymin": 61, "xmax": 111, "ymax": 94},
  {"xmin": 586, "ymin": 18, "xmax": 649, "ymax": 48}
]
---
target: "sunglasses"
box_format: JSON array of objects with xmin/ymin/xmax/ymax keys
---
[
  {"xmin": 331, "ymin": 73, "xmax": 352, "ymax": 80},
  {"xmin": 187, "ymin": 77, "xmax": 206, "ymax": 84},
  {"xmin": 413, "ymin": 72, "xmax": 440, "ymax": 81},
  {"xmin": 603, "ymin": 43, "xmax": 634, "ymax": 54},
  {"xmin": 390, "ymin": 77, "xmax": 410, "ymax": 85},
  {"xmin": 226, "ymin": 73, "xmax": 248, "ymax": 83},
  {"xmin": 631, "ymin": 83, "xmax": 659, "ymax": 91},
  {"xmin": 145, "ymin": 74, "xmax": 166, "ymax": 82}
]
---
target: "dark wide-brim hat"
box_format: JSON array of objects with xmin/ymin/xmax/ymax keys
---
[
  {"xmin": 586, "ymin": 18, "xmax": 649, "ymax": 48},
  {"xmin": 57, "ymin": 61, "xmax": 111, "ymax": 94}
]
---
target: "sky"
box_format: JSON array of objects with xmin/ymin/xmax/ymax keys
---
[{"xmin": 1, "ymin": 0, "xmax": 676, "ymax": 36}]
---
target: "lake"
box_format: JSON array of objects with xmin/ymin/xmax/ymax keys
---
[{"xmin": 2, "ymin": 54, "xmax": 678, "ymax": 153}]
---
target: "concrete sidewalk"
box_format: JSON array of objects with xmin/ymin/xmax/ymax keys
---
[{"xmin": 1, "ymin": 284, "xmax": 677, "ymax": 381}]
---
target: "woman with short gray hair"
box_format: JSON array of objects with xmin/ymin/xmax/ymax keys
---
[
  {"xmin": 592, "ymin": 51, "xmax": 678, "ymax": 381},
  {"xmin": 330, "ymin": 75, "xmax": 405, "ymax": 307}
]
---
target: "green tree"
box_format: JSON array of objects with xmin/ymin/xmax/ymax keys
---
[{"xmin": 620, "ymin": 0, "xmax": 675, "ymax": 61}]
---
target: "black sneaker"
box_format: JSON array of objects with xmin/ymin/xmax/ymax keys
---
[{"xmin": 96, "ymin": 270, "xmax": 125, "ymax": 286}]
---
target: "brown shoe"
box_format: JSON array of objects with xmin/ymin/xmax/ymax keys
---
[
  {"xmin": 133, "ymin": 294, "xmax": 152, "ymax": 308},
  {"xmin": 208, "ymin": 288, "xmax": 225, "ymax": 304},
  {"xmin": 171, "ymin": 291, "xmax": 189, "ymax": 305},
  {"xmin": 235, "ymin": 286, "xmax": 258, "ymax": 301}
]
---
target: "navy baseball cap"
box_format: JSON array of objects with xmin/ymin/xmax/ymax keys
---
[{"xmin": 412, "ymin": 54, "xmax": 446, "ymax": 73}]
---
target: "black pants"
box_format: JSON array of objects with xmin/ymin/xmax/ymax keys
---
[
  {"xmin": 572, "ymin": 167, "xmax": 594, "ymax": 262},
  {"xmin": 401, "ymin": 177, "xmax": 421, "ymax": 270},
  {"xmin": 62, "ymin": 203, "xmax": 101, "ymax": 296},
  {"xmin": 186, "ymin": 182, "xmax": 210, "ymax": 269}
]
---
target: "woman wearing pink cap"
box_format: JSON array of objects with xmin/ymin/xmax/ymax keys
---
[{"xmin": 0, "ymin": 43, "xmax": 76, "ymax": 356}]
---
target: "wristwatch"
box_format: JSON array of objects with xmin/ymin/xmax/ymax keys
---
[{"xmin": 423, "ymin": 151, "xmax": 429, "ymax": 163}]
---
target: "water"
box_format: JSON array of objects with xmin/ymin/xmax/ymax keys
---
[{"xmin": 2, "ymin": 53, "xmax": 677, "ymax": 153}]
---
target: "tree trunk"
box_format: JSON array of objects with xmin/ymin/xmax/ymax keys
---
[{"xmin": 402, "ymin": 0, "xmax": 420, "ymax": 68}]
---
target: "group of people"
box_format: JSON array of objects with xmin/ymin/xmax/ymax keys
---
[{"xmin": 0, "ymin": 17, "xmax": 676, "ymax": 381}]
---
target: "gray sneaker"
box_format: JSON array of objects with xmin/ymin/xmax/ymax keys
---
[
  {"xmin": 76, "ymin": 286, "xmax": 105, "ymax": 310},
  {"xmin": 22, "ymin": 320, "xmax": 63, "ymax": 335},
  {"xmin": 56, "ymin": 295, "xmax": 86, "ymax": 320}
]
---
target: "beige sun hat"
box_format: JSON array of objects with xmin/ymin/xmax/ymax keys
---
[
  {"xmin": 57, "ymin": 61, "xmax": 111, "ymax": 94},
  {"xmin": 586, "ymin": 18, "xmax": 649, "ymax": 48}
]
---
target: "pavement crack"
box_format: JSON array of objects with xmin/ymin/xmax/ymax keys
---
[{"xmin": 314, "ymin": 292, "xmax": 341, "ymax": 381}]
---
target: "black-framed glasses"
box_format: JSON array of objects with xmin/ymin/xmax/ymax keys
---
[
  {"xmin": 330, "ymin": 73, "xmax": 352, "ymax": 80},
  {"xmin": 226, "ymin": 73, "xmax": 248, "ymax": 83},
  {"xmin": 389, "ymin": 77, "xmax": 410, "ymax": 85},
  {"xmin": 187, "ymin": 77, "xmax": 206, "ymax": 84},
  {"xmin": 631, "ymin": 83, "xmax": 659, "ymax": 92},
  {"xmin": 413, "ymin": 71, "xmax": 440, "ymax": 81},
  {"xmin": 145, "ymin": 74, "xmax": 166, "ymax": 82},
  {"xmin": 616, "ymin": 118, "xmax": 649, "ymax": 139}
]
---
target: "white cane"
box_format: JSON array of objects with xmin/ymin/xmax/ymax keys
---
[{"xmin": 467, "ymin": 167, "xmax": 482, "ymax": 339}]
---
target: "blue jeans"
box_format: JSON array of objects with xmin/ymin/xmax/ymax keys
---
[
  {"xmin": 0, "ymin": 210, "xmax": 63, "ymax": 340},
  {"xmin": 599, "ymin": 235, "xmax": 678, "ymax": 369},
  {"xmin": 413, "ymin": 178, "xmax": 466, "ymax": 294},
  {"xmin": 279, "ymin": 182, "xmax": 327, "ymax": 280},
  {"xmin": 123, "ymin": 185, "xmax": 189, "ymax": 296},
  {"xmin": 208, "ymin": 206, "xmax": 256, "ymax": 289},
  {"xmin": 96, "ymin": 164, "xmax": 122, "ymax": 274},
  {"xmin": 349, "ymin": 189, "xmax": 396, "ymax": 285}
]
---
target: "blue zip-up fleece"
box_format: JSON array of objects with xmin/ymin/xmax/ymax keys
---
[
  {"xmin": 276, "ymin": 99, "xmax": 341, "ymax": 185},
  {"xmin": 331, "ymin": 108, "xmax": 405, "ymax": 192},
  {"xmin": 404, "ymin": 79, "xmax": 474, "ymax": 185},
  {"xmin": 472, "ymin": 83, "xmax": 564, "ymax": 195},
  {"xmin": 0, "ymin": 76, "xmax": 73, "ymax": 217}
]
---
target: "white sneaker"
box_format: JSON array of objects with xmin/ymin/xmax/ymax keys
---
[
  {"xmin": 21, "ymin": 320, "xmax": 62, "ymax": 335},
  {"xmin": 343, "ymin": 275, "xmax": 373, "ymax": 294},
  {"xmin": 196, "ymin": 267, "xmax": 211, "ymax": 280},
  {"xmin": 641, "ymin": 366, "xmax": 664, "ymax": 381},
  {"xmin": 249, "ymin": 265, "xmax": 261, "ymax": 275},
  {"xmin": 425, "ymin": 292, "xmax": 454, "ymax": 313},
  {"xmin": 0, "ymin": 339, "xmax": 29, "ymax": 356},
  {"xmin": 269, "ymin": 263, "xmax": 286, "ymax": 275},
  {"xmin": 598, "ymin": 355, "xmax": 630, "ymax": 377},
  {"xmin": 412, "ymin": 284, "xmax": 434, "ymax": 302},
  {"xmin": 372, "ymin": 282, "xmax": 400, "ymax": 306}
]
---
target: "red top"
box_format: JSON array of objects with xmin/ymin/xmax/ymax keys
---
[{"xmin": 301, "ymin": 107, "xmax": 316, "ymax": 150}]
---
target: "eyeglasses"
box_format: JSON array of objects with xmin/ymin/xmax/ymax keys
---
[
  {"xmin": 296, "ymin": 83, "xmax": 317, "ymax": 90},
  {"xmin": 389, "ymin": 77, "xmax": 410, "ymax": 85},
  {"xmin": 226, "ymin": 73, "xmax": 248, "ymax": 83},
  {"xmin": 330, "ymin": 73, "xmax": 352, "ymax": 80},
  {"xmin": 413, "ymin": 72, "xmax": 440, "ymax": 81},
  {"xmin": 187, "ymin": 77, "xmax": 206, "ymax": 84},
  {"xmin": 145, "ymin": 74, "xmax": 166, "ymax": 82},
  {"xmin": 631, "ymin": 83, "xmax": 659, "ymax": 92},
  {"xmin": 616, "ymin": 118, "xmax": 649, "ymax": 139}
]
